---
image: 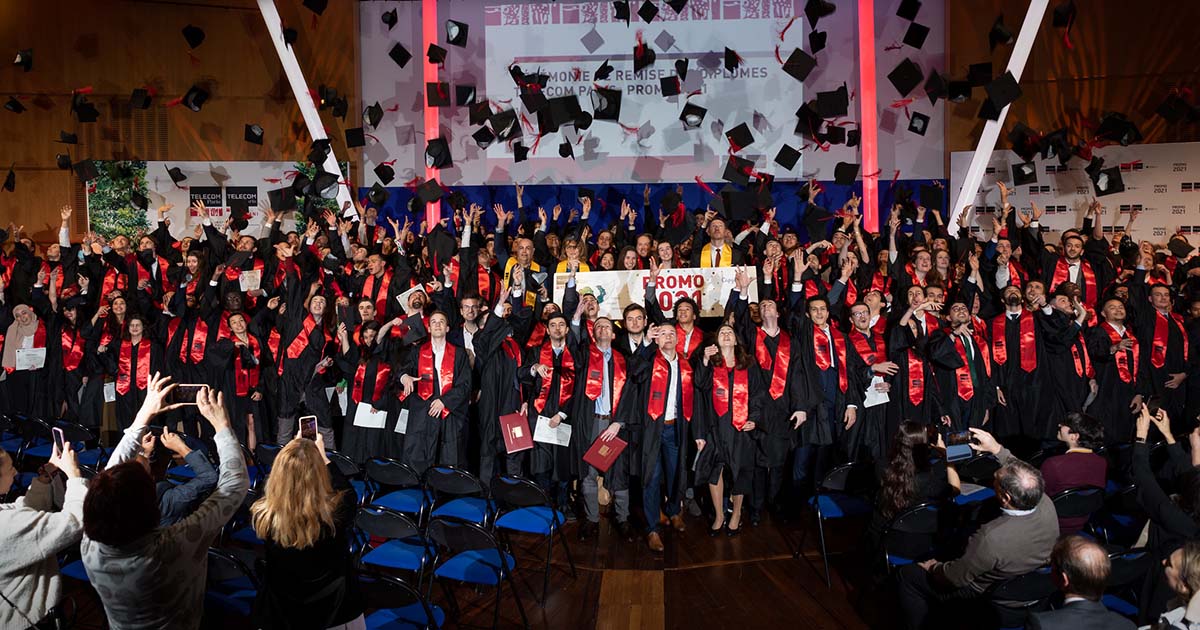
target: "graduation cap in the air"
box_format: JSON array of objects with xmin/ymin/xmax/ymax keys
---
[
  {"xmin": 725, "ymin": 123, "xmax": 754, "ymax": 152},
  {"xmin": 680, "ymin": 102, "xmax": 706, "ymax": 128},
  {"xmin": 282, "ymin": 27, "xmax": 298, "ymax": 47},
  {"xmin": 613, "ymin": 0, "xmax": 631, "ymax": 25},
  {"xmin": 782, "ymin": 48, "xmax": 817, "ymax": 82},
  {"xmin": 182, "ymin": 24, "xmax": 205, "ymax": 49},
  {"xmin": 389, "ymin": 43, "xmax": 412, "ymax": 68},
  {"xmin": 308, "ymin": 139, "xmax": 332, "ymax": 166},
  {"xmin": 520, "ymin": 87, "xmax": 548, "ymax": 113},
  {"xmin": 491, "ymin": 109, "xmax": 521, "ymax": 140},
  {"xmin": 4, "ymin": 97, "xmax": 25, "ymax": 114},
  {"xmin": 888, "ymin": 58, "xmax": 924, "ymax": 97},
  {"xmin": 633, "ymin": 41, "xmax": 656, "ymax": 72},
  {"xmin": 472, "ymin": 125, "xmax": 496, "ymax": 149},
  {"xmin": 1091, "ymin": 165, "xmax": 1125, "ymax": 197},
  {"xmin": 71, "ymin": 93, "xmax": 99, "ymax": 122},
  {"xmin": 816, "ymin": 83, "xmax": 849, "ymax": 118},
  {"xmin": 55, "ymin": 154, "xmax": 72, "ymax": 170},
  {"xmin": 345, "ymin": 127, "xmax": 366, "ymax": 149},
  {"xmin": 823, "ymin": 124, "xmax": 847, "ymax": 145},
  {"xmin": 924, "ymin": 71, "xmax": 947, "ymax": 105},
  {"xmin": 802, "ymin": 203, "xmax": 834, "ymax": 240},
  {"xmin": 1052, "ymin": 0, "xmax": 1076, "ymax": 44},
  {"xmin": 182, "ymin": 85, "xmax": 209, "ymax": 112},
  {"xmin": 13, "ymin": 49, "xmax": 31, "ymax": 72},
  {"xmin": 1157, "ymin": 93, "xmax": 1194, "ymax": 123},
  {"xmin": 1096, "ymin": 112, "xmax": 1143, "ymax": 146},
  {"xmin": 908, "ymin": 112, "xmax": 930, "ymax": 136},
  {"xmin": 365, "ymin": 102, "xmax": 383, "ymax": 128},
  {"xmin": 268, "ymin": 186, "xmax": 297, "ymax": 212},
  {"xmin": 919, "ymin": 184, "xmax": 944, "ymax": 211},
  {"xmin": 1039, "ymin": 128, "xmax": 1072, "ymax": 164},
  {"xmin": 2, "ymin": 168, "xmax": 14, "ymax": 193},
  {"xmin": 73, "ymin": 159, "xmax": 98, "ymax": 182},
  {"xmin": 948, "ymin": 81, "xmax": 972, "ymax": 103},
  {"xmin": 897, "ymin": 0, "xmax": 921, "ymax": 20},
  {"xmin": 595, "ymin": 59, "xmax": 614, "ymax": 81},
  {"xmin": 382, "ymin": 9, "xmax": 398, "ymax": 30},
  {"xmin": 130, "ymin": 88, "xmax": 151, "ymax": 109},
  {"xmin": 558, "ymin": 141, "xmax": 575, "ymax": 160},
  {"xmin": 374, "ymin": 162, "xmax": 395, "ymax": 185},
  {"xmin": 513, "ymin": 142, "xmax": 529, "ymax": 163},
  {"xmin": 904, "ymin": 22, "xmax": 930, "ymax": 49},
  {"xmin": 675, "ymin": 58, "xmax": 689, "ymax": 81},
  {"xmin": 445, "ymin": 20, "xmax": 469, "ymax": 47},
  {"xmin": 1168, "ymin": 236, "xmax": 1195, "ymax": 259},
  {"xmin": 367, "ymin": 182, "xmax": 389, "ymax": 207},
  {"xmin": 724, "ymin": 47, "xmax": 742, "ymax": 73},
  {"xmin": 660, "ymin": 76, "xmax": 681, "ymax": 98},
  {"xmin": 834, "ymin": 162, "xmax": 859, "ymax": 186},
  {"xmin": 427, "ymin": 44, "xmax": 447, "ymax": 65},
  {"xmin": 810, "ymin": 30, "xmax": 828, "ymax": 54},
  {"xmin": 805, "ymin": 0, "xmax": 836, "ymax": 28},
  {"xmin": 1007, "ymin": 123, "xmax": 1041, "ymax": 162},
  {"xmin": 722, "ymin": 155, "xmax": 755, "ymax": 187},
  {"xmin": 244, "ymin": 123, "xmax": 264, "ymax": 145},
  {"xmin": 592, "ymin": 87, "xmax": 622, "ymax": 121},
  {"xmin": 427, "ymin": 82, "xmax": 450, "ymax": 107},
  {"xmin": 775, "ymin": 144, "xmax": 801, "ymax": 170},
  {"xmin": 469, "ymin": 100, "xmax": 492, "ymax": 126},
  {"xmin": 302, "ymin": 0, "xmax": 327, "ymax": 15},
  {"xmin": 425, "ymin": 138, "xmax": 452, "ymax": 169},
  {"xmin": 415, "ymin": 179, "xmax": 444, "ymax": 204},
  {"xmin": 968, "ymin": 62, "xmax": 993, "ymax": 87},
  {"xmin": 166, "ymin": 165, "xmax": 187, "ymax": 186},
  {"xmin": 1012, "ymin": 161, "xmax": 1037, "ymax": 186},
  {"xmin": 984, "ymin": 71, "xmax": 1022, "ymax": 115},
  {"xmin": 666, "ymin": 0, "xmax": 688, "ymax": 12},
  {"xmin": 794, "ymin": 100, "xmax": 822, "ymax": 140},
  {"xmin": 455, "ymin": 85, "xmax": 476, "ymax": 108},
  {"xmin": 990, "ymin": 15, "xmax": 1014, "ymax": 51},
  {"xmin": 638, "ymin": 0, "xmax": 659, "ymax": 23}
]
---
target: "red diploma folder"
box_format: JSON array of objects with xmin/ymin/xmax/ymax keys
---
[
  {"xmin": 500, "ymin": 413, "xmax": 534, "ymax": 454},
  {"xmin": 583, "ymin": 434, "xmax": 628, "ymax": 473}
]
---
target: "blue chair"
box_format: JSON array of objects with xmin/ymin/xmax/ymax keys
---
[
  {"xmin": 491, "ymin": 476, "xmax": 576, "ymax": 605},
  {"xmin": 365, "ymin": 458, "xmax": 429, "ymax": 521},
  {"xmin": 254, "ymin": 442, "xmax": 282, "ymax": 476},
  {"xmin": 953, "ymin": 485, "xmax": 996, "ymax": 505},
  {"xmin": 795, "ymin": 461, "xmax": 875, "ymax": 588},
  {"xmin": 1050, "ymin": 485, "xmax": 1106, "ymax": 533},
  {"xmin": 425, "ymin": 466, "xmax": 492, "ymax": 527},
  {"xmin": 205, "ymin": 547, "xmax": 259, "ymax": 620},
  {"xmin": 426, "ymin": 517, "xmax": 528, "ymax": 630},
  {"xmin": 880, "ymin": 501, "xmax": 942, "ymax": 572},
  {"xmin": 54, "ymin": 421, "xmax": 105, "ymax": 470},
  {"xmin": 356, "ymin": 506, "xmax": 433, "ymax": 590},
  {"xmin": 59, "ymin": 558, "xmax": 89, "ymax": 583},
  {"xmin": 987, "ymin": 566, "xmax": 1055, "ymax": 630},
  {"xmin": 13, "ymin": 416, "xmax": 53, "ymax": 465},
  {"xmin": 326, "ymin": 449, "xmax": 368, "ymax": 505},
  {"xmin": 956, "ymin": 453, "xmax": 1001, "ymax": 486},
  {"xmin": 1104, "ymin": 547, "xmax": 1151, "ymax": 619},
  {"xmin": 358, "ymin": 570, "xmax": 445, "ymax": 630},
  {"xmin": 1091, "ymin": 483, "xmax": 1146, "ymax": 547},
  {"xmin": 225, "ymin": 488, "xmax": 265, "ymax": 547}
]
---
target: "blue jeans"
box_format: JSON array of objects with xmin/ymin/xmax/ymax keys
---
[{"xmin": 643, "ymin": 424, "xmax": 680, "ymax": 533}]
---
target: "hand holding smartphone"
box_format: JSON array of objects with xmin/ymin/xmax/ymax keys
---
[{"xmin": 300, "ymin": 415, "xmax": 318, "ymax": 441}]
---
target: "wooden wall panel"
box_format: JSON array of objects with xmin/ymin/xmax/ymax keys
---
[{"xmin": 0, "ymin": 0, "xmax": 360, "ymax": 244}]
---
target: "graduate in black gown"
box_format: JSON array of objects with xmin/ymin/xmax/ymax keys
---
[
  {"xmin": 1132, "ymin": 283, "xmax": 1192, "ymax": 433},
  {"xmin": 97, "ymin": 314, "xmax": 165, "ymax": 428},
  {"xmin": 1040, "ymin": 286, "xmax": 1096, "ymax": 426},
  {"xmin": 1085, "ymin": 297, "xmax": 1149, "ymax": 444},
  {"xmin": 985, "ymin": 284, "xmax": 1049, "ymax": 446},
  {"xmin": 31, "ymin": 281, "xmax": 94, "ymax": 424},
  {"xmin": 522, "ymin": 311, "xmax": 580, "ymax": 508},
  {"xmin": 928, "ymin": 299, "xmax": 996, "ymax": 431},
  {"xmin": 396, "ymin": 311, "xmax": 471, "ymax": 474},
  {"xmin": 472, "ymin": 291, "xmax": 533, "ymax": 484},
  {"xmin": 219, "ymin": 311, "xmax": 268, "ymax": 450},
  {"xmin": 889, "ymin": 286, "xmax": 942, "ymax": 433},
  {"xmin": 275, "ymin": 272, "xmax": 336, "ymax": 447},
  {"xmin": 336, "ymin": 319, "xmax": 398, "ymax": 465}
]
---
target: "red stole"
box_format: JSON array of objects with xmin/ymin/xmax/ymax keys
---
[
  {"xmin": 676, "ymin": 324, "xmax": 702, "ymax": 359},
  {"xmin": 845, "ymin": 279, "xmax": 858, "ymax": 306},
  {"xmin": 1072, "ymin": 333, "xmax": 1094, "ymax": 379},
  {"xmin": 907, "ymin": 348, "xmax": 925, "ymax": 406},
  {"xmin": 61, "ymin": 327, "xmax": 84, "ymax": 372},
  {"xmin": 870, "ymin": 272, "xmax": 891, "ymax": 295},
  {"xmin": 116, "ymin": 339, "xmax": 151, "ymax": 395},
  {"xmin": 1102, "ymin": 323, "xmax": 1138, "ymax": 383},
  {"xmin": 448, "ymin": 259, "xmax": 500, "ymax": 304},
  {"xmin": 713, "ymin": 365, "xmax": 750, "ymax": 430},
  {"xmin": 952, "ymin": 331, "xmax": 992, "ymax": 401},
  {"xmin": 168, "ymin": 318, "xmax": 208, "ymax": 364},
  {"xmin": 1006, "ymin": 260, "xmax": 1027, "ymax": 288},
  {"xmin": 7, "ymin": 321, "xmax": 48, "ymax": 373},
  {"xmin": 526, "ymin": 322, "xmax": 546, "ymax": 348},
  {"xmin": 991, "ymin": 311, "xmax": 1037, "ymax": 372},
  {"xmin": 417, "ymin": 342, "xmax": 457, "ymax": 411},
  {"xmin": 905, "ymin": 263, "xmax": 926, "ymax": 288},
  {"xmin": 39, "ymin": 261, "xmax": 66, "ymax": 296},
  {"xmin": 1051, "ymin": 258, "xmax": 1098, "ymax": 307},
  {"xmin": 585, "ymin": 346, "xmax": 626, "ymax": 412},
  {"xmin": 849, "ymin": 329, "xmax": 885, "ymax": 365},
  {"xmin": 1152, "ymin": 311, "xmax": 1189, "ymax": 368},
  {"xmin": 362, "ymin": 271, "xmax": 392, "ymax": 322},
  {"xmin": 101, "ymin": 267, "xmax": 127, "ymax": 301},
  {"xmin": 135, "ymin": 255, "xmax": 173, "ymax": 295},
  {"xmin": 647, "ymin": 351, "xmax": 694, "ymax": 421},
  {"xmin": 755, "ymin": 328, "xmax": 791, "ymax": 400},
  {"xmin": 278, "ymin": 315, "xmax": 326, "ymax": 376},
  {"xmin": 871, "ymin": 315, "xmax": 888, "ymax": 337},
  {"xmin": 233, "ymin": 335, "xmax": 262, "ymax": 397},
  {"xmin": 352, "ymin": 356, "xmax": 391, "ymax": 404},
  {"xmin": 534, "ymin": 342, "xmax": 574, "ymax": 413},
  {"xmin": 812, "ymin": 324, "xmax": 849, "ymax": 393}
]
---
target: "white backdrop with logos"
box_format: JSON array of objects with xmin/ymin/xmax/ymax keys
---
[{"xmin": 949, "ymin": 141, "xmax": 1200, "ymax": 243}]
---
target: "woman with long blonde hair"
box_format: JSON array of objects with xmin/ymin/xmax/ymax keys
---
[{"xmin": 251, "ymin": 433, "xmax": 364, "ymax": 630}]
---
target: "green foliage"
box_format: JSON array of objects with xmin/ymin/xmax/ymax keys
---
[
  {"xmin": 292, "ymin": 160, "xmax": 349, "ymax": 231},
  {"xmin": 87, "ymin": 161, "xmax": 150, "ymax": 239}
]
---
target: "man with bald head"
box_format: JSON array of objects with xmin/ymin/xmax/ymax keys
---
[{"xmin": 1027, "ymin": 536, "xmax": 1135, "ymax": 630}]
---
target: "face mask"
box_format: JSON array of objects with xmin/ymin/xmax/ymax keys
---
[{"xmin": 77, "ymin": 250, "xmax": 86, "ymax": 263}]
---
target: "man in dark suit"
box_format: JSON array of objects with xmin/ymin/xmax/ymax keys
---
[{"xmin": 1027, "ymin": 535, "xmax": 1135, "ymax": 630}]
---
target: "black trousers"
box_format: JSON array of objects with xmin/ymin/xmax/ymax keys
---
[{"xmin": 896, "ymin": 564, "xmax": 981, "ymax": 630}]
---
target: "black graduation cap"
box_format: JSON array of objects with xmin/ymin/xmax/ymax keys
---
[
  {"xmin": 660, "ymin": 76, "xmax": 681, "ymax": 97},
  {"xmin": 722, "ymin": 155, "xmax": 754, "ymax": 186},
  {"xmin": 638, "ymin": 0, "xmax": 659, "ymax": 23},
  {"xmin": 302, "ymin": 0, "xmax": 327, "ymax": 15},
  {"xmin": 782, "ymin": 48, "xmax": 816, "ymax": 82},
  {"xmin": 1168, "ymin": 237, "xmax": 1195, "ymax": 259},
  {"xmin": 182, "ymin": 24, "xmax": 205, "ymax": 49},
  {"xmin": 538, "ymin": 96, "xmax": 581, "ymax": 136},
  {"xmin": 472, "ymin": 125, "xmax": 495, "ymax": 149},
  {"xmin": 575, "ymin": 110, "xmax": 594, "ymax": 130},
  {"xmin": 368, "ymin": 182, "xmax": 389, "ymax": 207},
  {"xmin": 244, "ymin": 123, "xmax": 264, "ymax": 145},
  {"xmin": 13, "ymin": 49, "xmax": 31, "ymax": 72},
  {"xmin": 805, "ymin": 0, "xmax": 836, "ymax": 28},
  {"xmin": 810, "ymin": 30, "xmax": 828, "ymax": 54},
  {"xmin": 919, "ymin": 184, "xmax": 943, "ymax": 211},
  {"xmin": 924, "ymin": 71, "xmax": 947, "ymax": 105},
  {"xmin": 445, "ymin": 20, "xmax": 469, "ymax": 47},
  {"xmin": 724, "ymin": 47, "xmax": 741, "ymax": 73},
  {"xmin": 291, "ymin": 172, "xmax": 311, "ymax": 196},
  {"xmin": 990, "ymin": 15, "xmax": 1014, "ymax": 51},
  {"xmin": 1091, "ymin": 166, "xmax": 1124, "ymax": 197},
  {"xmin": 311, "ymin": 170, "xmax": 340, "ymax": 199},
  {"xmin": 308, "ymin": 138, "xmax": 332, "ymax": 165},
  {"xmin": 816, "ymin": 84, "xmax": 849, "ymax": 118},
  {"xmin": 824, "ymin": 124, "xmax": 847, "ymax": 145},
  {"xmin": 5, "ymin": 97, "xmax": 25, "ymax": 114},
  {"xmin": 166, "ymin": 165, "xmax": 187, "ymax": 186},
  {"xmin": 427, "ymin": 44, "xmax": 447, "ymax": 65},
  {"xmin": 182, "ymin": 85, "xmax": 208, "ymax": 112},
  {"xmin": 725, "ymin": 122, "xmax": 754, "ymax": 152},
  {"xmin": 908, "ymin": 112, "xmax": 930, "ymax": 136},
  {"xmin": 1007, "ymin": 122, "xmax": 1040, "ymax": 162},
  {"xmin": 794, "ymin": 100, "xmax": 822, "ymax": 139},
  {"xmin": 1096, "ymin": 112, "xmax": 1143, "ymax": 146},
  {"xmin": 130, "ymin": 191, "xmax": 148, "ymax": 211},
  {"xmin": 1012, "ymin": 161, "xmax": 1038, "ymax": 186},
  {"xmin": 345, "ymin": 127, "xmax": 366, "ymax": 148},
  {"xmin": 666, "ymin": 0, "xmax": 688, "ymax": 13},
  {"xmin": 614, "ymin": 0, "xmax": 631, "ymax": 24},
  {"xmin": 71, "ymin": 93, "xmax": 99, "ymax": 123},
  {"xmin": 984, "ymin": 70, "xmax": 1022, "ymax": 111},
  {"xmin": 559, "ymin": 141, "xmax": 575, "ymax": 160},
  {"xmin": 283, "ymin": 28, "xmax": 298, "ymax": 47},
  {"xmin": 887, "ymin": 58, "xmax": 924, "ymax": 97},
  {"xmin": 948, "ymin": 81, "xmax": 972, "ymax": 103},
  {"xmin": 967, "ymin": 62, "xmax": 992, "ymax": 87},
  {"xmin": 491, "ymin": 109, "xmax": 521, "ymax": 140},
  {"xmin": 374, "ymin": 162, "xmax": 395, "ymax": 185},
  {"xmin": 514, "ymin": 142, "xmax": 529, "ymax": 163},
  {"xmin": 425, "ymin": 138, "xmax": 452, "ymax": 169},
  {"xmin": 365, "ymin": 102, "xmax": 383, "ymax": 128},
  {"xmin": 426, "ymin": 82, "xmax": 450, "ymax": 107},
  {"xmin": 675, "ymin": 58, "xmax": 689, "ymax": 81},
  {"xmin": 680, "ymin": 102, "xmax": 706, "ymax": 128},
  {"xmin": 595, "ymin": 59, "xmax": 614, "ymax": 81},
  {"xmin": 520, "ymin": 87, "xmax": 548, "ymax": 113},
  {"xmin": 1039, "ymin": 128, "xmax": 1071, "ymax": 163},
  {"xmin": 904, "ymin": 22, "xmax": 930, "ymax": 49},
  {"xmin": 802, "ymin": 203, "xmax": 833, "ymax": 240},
  {"xmin": 633, "ymin": 42, "xmax": 656, "ymax": 73},
  {"xmin": 130, "ymin": 88, "xmax": 151, "ymax": 109},
  {"xmin": 382, "ymin": 9, "xmax": 398, "ymax": 30},
  {"xmin": 2, "ymin": 168, "xmax": 13, "ymax": 192},
  {"xmin": 455, "ymin": 85, "xmax": 476, "ymax": 107},
  {"xmin": 897, "ymin": 0, "xmax": 921, "ymax": 20},
  {"xmin": 834, "ymin": 162, "xmax": 859, "ymax": 186},
  {"xmin": 70, "ymin": 160, "xmax": 95, "ymax": 182},
  {"xmin": 55, "ymin": 154, "xmax": 71, "ymax": 170},
  {"xmin": 722, "ymin": 190, "xmax": 760, "ymax": 222},
  {"xmin": 416, "ymin": 179, "xmax": 443, "ymax": 203},
  {"xmin": 389, "ymin": 43, "xmax": 412, "ymax": 68},
  {"xmin": 592, "ymin": 87, "xmax": 622, "ymax": 120},
  {"xmin": 469, "ymin": 100, "xmax": 492, "ymax": 125},
  {"xmin": 775, "ymin": 144, "xmax": 801, "ymax": 170},
  {"xmin": 1157, "ymin": 93, "xmax": 1193, "ymax": 123},
  {"xmin": 847, "ymin": 128, "xmax": 861, "ymax": 147},
  {"xmin": 1052, "ymin": 0, "xmax": 1076, "ymax": 28}
]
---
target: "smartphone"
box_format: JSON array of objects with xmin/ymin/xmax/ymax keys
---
[
  {"xmin": 52, "ymin": 427, "xmax": 66, "ymax": 454},
  {"xmin": 300, "ymin": 415, "xmax": 318, "ymax": 441},
  {"xmin": 946, "ymin": 431, "xmax": 974, "ymax": 446},
  {"xmin": 944, "ymin": 430, "xmax": 975, "ymax": 462},
  {"xmin": 171, "ymin": 384, "xmax": 205, "ymax": 405}
]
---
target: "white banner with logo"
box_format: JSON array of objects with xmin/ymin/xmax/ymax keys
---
[
  {"xmin": 950, "ymin": 141, "xmax": 1200, "ymax": 243},
  {"xmin": 553, "ymin": 266, "xmax": 758, "ymax": 320}
]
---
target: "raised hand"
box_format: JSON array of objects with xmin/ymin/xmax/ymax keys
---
[{"xmin": 196, "ymin": 386, "xmax": 231, "ymax": 432}]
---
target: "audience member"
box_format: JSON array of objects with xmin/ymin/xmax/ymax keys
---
[
  {"xmin": 1026, "ymin": 535, "xmax": 1135, "ymax": 629},
  {"xmin": 867, "ymin": 422, "xmax": 960, "ymax": 556},
  {"xmin": 137, "ymin": 425, "xmax": 218, "ymax": 527},
  {"xmin": 1041, "ymin": 412, "xmax": 1107, "ymax": 534},
  {"xmin": 1155, "ymin": 540, "xmax": 1200, "ymax": 630}
]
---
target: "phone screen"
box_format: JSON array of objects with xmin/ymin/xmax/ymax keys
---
[
  {"xmin": 171, "ymin": 384, "xmax": 205, "ymax": 405},
  {"xmin": 947, "ymin": 431, "xmax": 973, "ymax": 446},
  {"xmin": 300, "ymin": 415, "xmax": 318, "ymax": 441},
  {"xmin": 52, "ymin": 427, "xmax": 65, "ymax": 454}
]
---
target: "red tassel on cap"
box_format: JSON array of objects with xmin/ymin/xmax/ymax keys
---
[
  {"xmin": 74, "ymin": 86, "xmax": 94, "ymax": 95},
  {"xmin": 694, "ymin": 176, "xmax": 715, "ymax": 196},
  {"xmin": 780, "ymin": 16, "xmax": 799, "ymax": 41}
]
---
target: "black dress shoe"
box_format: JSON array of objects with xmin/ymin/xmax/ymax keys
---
[
  {"xmin": 578, "ymin": 521, "xmax": 598, "ymax": 541},
  {"xmin": 709, "ymin": 522, "xmax": 725, "ymax": 537},
  {"xmin": 615, "ymin": 520, "xmax": 636, "ymax": 542},
  {"xmin": 726, "ymin": 523, "xmax": 741, "ymax": 537}
]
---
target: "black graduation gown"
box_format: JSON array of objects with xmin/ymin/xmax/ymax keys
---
[
  {"xmin": 472, "ymin": 311, "xmax": 528, "ymax": 475},
  {"xmin": 1135, "ymin": 309, "xmax": 1190, "ymax": 431},
  {"xmin": 570, "ymin": 330, "xmax": 634, "ymax": 493},
  {"xmin": 928, "ymin": 329, "xmax": 996, "ymax": 431},
  {"xmin": 337, "ymin": 340, "xmax": 397, "ymax": 465},
  {"xmin": 987, "ymin": 310, "xmax": 1048, "ymax": 440},
  {"xmin": 845, "ymin": 328, "xmax": 891, "ymax": 462},
  {"xmin": 401, "ymin": 340, "xmax": 471, "ymax": 474},
  {"xmin": 1085, "ymin": 324, "xmax": 1149, "ymax": 444},
  {"xmin": 217, "ymin": 333, "xmax": 269, "ymax": 449},
  {"xmin": 887, "ymin": 319, "xmax": 939, "ymax": 433},
  {"xmin": 98, "ymin": 338, "xmax": 166, "ymax": 429},
  {"xmin": 693, "ymin": 360, "xmax": 763, "ymax": 490},
  {"xmin": 1040, "ymin": 311, "xmax": 1093, "ymax": 426},
  {"xmin": 623, "ymin": 344, "xmax": 693, "ymax": 501},
  {"xmin": 524, "ymin": 340, "xmax": 581, "ymax": 482}
]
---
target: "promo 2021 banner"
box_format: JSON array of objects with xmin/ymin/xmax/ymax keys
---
[{"xmin": 552, "ymin": 266, "xmax": 758, "ymax": 320}]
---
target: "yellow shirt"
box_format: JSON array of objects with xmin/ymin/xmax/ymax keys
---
[
  {"xmin": 503, "ymin": 258, "xmax": 542, "ymax": 307},
  {"xmin": 555, "ymin": 260, "xmax": 591, "ymax": 274}
]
